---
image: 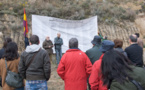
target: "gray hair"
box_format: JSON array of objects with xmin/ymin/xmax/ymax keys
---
[
  {"xmin": 129, "ymin": 34, "xmax": 137, "ymax": 42},
  {"xmin": 69, "ymin": 38, "xmax": 78, "ymax": 48}
]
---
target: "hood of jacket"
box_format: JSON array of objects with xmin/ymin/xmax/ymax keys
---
[{"xmin": 25, "ymin": 44, "xmax": 41, "ymax": 53}]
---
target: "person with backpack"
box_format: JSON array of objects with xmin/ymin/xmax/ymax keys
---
[
  {"xmin": 0, "ymin": 42, "xmax": 24, "ymax": 90},
  {"xmin": 101, "ymin": 49, "xmax": 145, "ymax": 90},
  {"xmin": 18, "ymin": 35, "xmax": 51, "ymax": 90}
]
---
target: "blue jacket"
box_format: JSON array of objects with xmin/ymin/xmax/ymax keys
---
[{"xmin": 54, "ymin": 37, "xmax": 63, "ymax": 50}]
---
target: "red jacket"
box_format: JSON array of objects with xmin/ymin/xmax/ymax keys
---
[
  {"xmin": 89, "ymin": 54, "xmax": 108, "ymax": 90},
  {"xmin": 57, "ymin": 49, "xmax": 92, "ymax": 90}
]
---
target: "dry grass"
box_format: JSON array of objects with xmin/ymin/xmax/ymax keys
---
[{"xmin": 0, "ymin": 0, "xmax": 144, "ymax": 24}]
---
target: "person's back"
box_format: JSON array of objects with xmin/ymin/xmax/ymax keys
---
[
  {"xmin": 0, "ymin": 42, "xmax": 24, "ymax": 90},
  {"xmin": 57, "ymin": 38, "xmax": 92, "ymax": 90},
  {"xmin": 125, "ymin": 44, "xmax": 143, "ymax": 66},
  {"xmin": 125, "ymin": 35, "xmax": 143, "ymax": 67},
  {"xmin": 19, "ymin": 35, "xmax": 50, "ymax": 90},
  {"xmin": 86, "ymin": 45, "xmax": 102, "ymax": 64},
  {"xmin": 110, "ymin": 66, "xmax": 145, "ymax": 90},
  {"xmin": 0, "ymin": 58, "xmax": 20, "ymax": 90},
  {"xmin": 86, "ymin": 35, "xmax": 102, "ymax": 64}
]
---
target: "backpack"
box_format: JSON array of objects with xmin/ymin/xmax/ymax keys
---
[{"xmin": 5, "ymin": 59, "xmax": 23, "ymax": 88}]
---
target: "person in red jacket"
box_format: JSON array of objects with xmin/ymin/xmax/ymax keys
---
[
  {"xmin": 57, "ymin": 38, "xmax": 92, "ymax": 90},
  {"xmin": 89, "ymin": 40, "xmax": 115, "ymax": 90}
]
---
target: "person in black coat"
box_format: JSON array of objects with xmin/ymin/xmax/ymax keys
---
[
  {"xmin": 125, "ymin": 34, "xmax": 143, "ymax": 67},
  {"xmin": 0, "ymin": 37, "xmax": 12, "ymax": 59}
]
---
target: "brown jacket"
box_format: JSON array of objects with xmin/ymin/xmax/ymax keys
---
[
  {"xmin": 0, "ymin": 58, "xmax": 22, "ymax": 90},
  {"xmin": 43, "ymin": 40, "xmax": 53, "ymax": 54}
]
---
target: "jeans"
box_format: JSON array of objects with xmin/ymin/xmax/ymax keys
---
[
  {"xmin": 55, "ymin": 49, "xmax": 62, "ymax": 65},
  {"xmin": 25, "ymin": 80, "xmax": 48, "ymax": 90},
  {"xmin": 15, "ymin": 87, "xmax": 24, "ymax": 90}
]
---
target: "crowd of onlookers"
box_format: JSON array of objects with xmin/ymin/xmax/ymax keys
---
[{"xmin": 0, "ymin": 32, "xmax": 145, "ymax": 90}]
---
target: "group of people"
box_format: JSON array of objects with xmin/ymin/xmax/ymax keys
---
[
  {"xmin": 0, "ymin": 32, "xmax": 144, "ymax": 90},
  {"xmin": 57, "ymin": 33, "xmax": 145, "ymax": 90}
]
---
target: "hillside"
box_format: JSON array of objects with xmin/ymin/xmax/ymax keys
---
[{"xmin": 0, "ymin": 0, "xmax": 145, "ymax": 50}]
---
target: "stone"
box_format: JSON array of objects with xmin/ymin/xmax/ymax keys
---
[{"xmin": 0, "ymin": 32, "xmax": 3, "ymax": 37}]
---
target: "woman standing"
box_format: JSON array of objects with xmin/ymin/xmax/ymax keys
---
[
  {"xmin": 101, "ymin": 50, "xmax": 145, "ymax": 90},
  {"xmin": 0, "ymin": 42, "xmax": 24, "ymax": 90},
  {"xmin": 114, "ymin": 39, "xmax": 127, "ymax": 57}
]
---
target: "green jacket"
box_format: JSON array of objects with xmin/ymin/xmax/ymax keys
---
[
  {"xmin": 86, "ymin": 45, "xmax": 102, "ymax": 64},
  {"xmin": 110, "ymin": 66, "xmax": 145, "ymax": 90}
]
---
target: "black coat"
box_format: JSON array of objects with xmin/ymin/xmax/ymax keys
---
[
  {"xmin": 25, "ymin": 37, "xmax": 29, "ymax": 48},
  {"xmin": 125, "ymin": 44, "xmax": 143, "ymax": 67},
  {"xmin": 0, "ymin": 48, "xmax": 5, "ymax": 59}
]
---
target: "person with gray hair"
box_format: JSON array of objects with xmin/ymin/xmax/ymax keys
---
[
  {"xmin": 54, "ymin": 33, "xmax": 63, "ymax": 65},
  {"xmin": 125, "ymin": 34, "xmax": 143, "ymax": 67},
  {"xmin": 57, "ymin": 38, "xmax": 92, "ymax": 90},
  {"xmin": 43, "ymin": 36, "xmax": 53, "ymax": 63}
]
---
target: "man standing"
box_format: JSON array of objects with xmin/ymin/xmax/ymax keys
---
[
  {"xmin": 43, "ymin": 36, "xmax": 53, "ymax": 63},
  {"xmin": 57, "ymin": 38, "xmax": 92, "ymax": 90},
  {"xmin": 19, "ymin": 35, "xmax": 51, "ymax": 90},
  {"xmin": 125, "ymin": 34, "xmax": 143, "ymax": 67},
  {"xmin": 54, "ymin": 33, "xmax": 63, "ymax": 65},
  {"xmin": 86, "ymin": 35, "xmax": 102, "ymax": 64}
]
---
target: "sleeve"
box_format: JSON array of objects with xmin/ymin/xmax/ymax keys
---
[
  {"xmin": 43, "ymin": 51, "xmax": 51, "ymax": 81},
  {"xmin": 57, "ymin": 54, "xmax": 66, "ymax": 80},
  {"xmin": 43, "ymin": 41, "xmax": 48, "ymax": 49},
  {"xmin": 85, "ymin": 55, "xmax": 92, "ymax": 78},
  {"xmin": 18, "ymin": 53, "xmax": 26, "ymax": 79},
  {"xmin": 89, "ymin": 62, "xmax": 100, "ymax": 90}
]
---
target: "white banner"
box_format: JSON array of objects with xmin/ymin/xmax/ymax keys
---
[{"xmin": 32, "ymin": 15, "xmax": 98, "ymax": 53}]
